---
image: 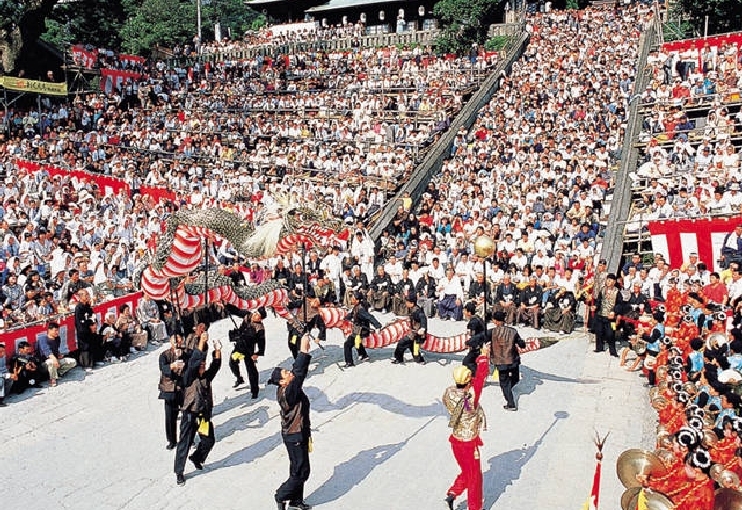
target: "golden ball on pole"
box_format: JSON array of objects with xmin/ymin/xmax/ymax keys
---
[{"xmin": 474, "ymin": 235, "xmax": 495, "ymax": 258}]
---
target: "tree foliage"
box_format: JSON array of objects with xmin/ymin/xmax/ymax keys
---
[
  {"xmin": 42, "ymin": 0, "xmax": 128, "ymax": 49},
  {"xmin": 201, "ymin": 0, "xmax": 266, "ymax": 41},
  {"xmin": 676, "ymin": 0, "xmax": 742, "ymax": 36},
  {"xmin": 432, "ymin": 0, "xmax": 502, "ymax": 55}
]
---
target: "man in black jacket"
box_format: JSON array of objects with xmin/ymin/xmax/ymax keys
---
[
  {"xmin": 173, "ymin": 331, "xmax": 222, "ymax": 486},
  {"xmin": 392, "ymin": 292, "xmax": 428, "ymax": 364},
  {"xmin": 159, "ymin": 334, "xmax": 187, "ymax": 450},
  {"xmin": 74, "ymin": 289, "xmax": 97, "ymax": 371},
  {"xmin": 270, "ymin": 334, "xmax": 313, "ymax": 510},
  {"xmin": 343, "ymin": 291, "xmax": 382, "ymax": 367},
  {"xmin": 462, "ymin": 302, "xmax": 486, "ymax": 375},
  {"xmin": 488, "ymin": 311, "xmax": 526, "ymax": 411},
  {"xmin": 229, "ymin": 308, "xmax": 266, "ymax": 397}
]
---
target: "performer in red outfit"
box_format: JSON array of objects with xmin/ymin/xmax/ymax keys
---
[
  {"xmin": 670, "ymin": 448, "xmax": 715, "ymax": 510},
  {"xmin": 442, "ymin": 349, "xmax": 490, "ymax": 510}
]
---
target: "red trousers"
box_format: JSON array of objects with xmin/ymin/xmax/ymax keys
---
[{"xmin": 448, "ymin": 435, "xmax": 483, "ymax": 510}]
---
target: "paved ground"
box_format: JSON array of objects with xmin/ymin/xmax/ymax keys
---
[{"xmin": 0, "ymin": 314, "xmax": 654, "ymax": 510}]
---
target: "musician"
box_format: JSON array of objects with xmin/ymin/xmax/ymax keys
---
[
  {"xmin": 493, "ymin": 274, "xmax": 518, "ymax": 325},
  {"xmin": 391, "ymin": 269, "xmax": 415, "ymax": 316},
  {"xmin": 368, "ymin": 265, "xmax": 393, "ymax": 313},
  {"xmin": 462, "ymin": 302, "xmax": 486, "ymax": 375},
  {"xmin": 343, "ymin": 292, "xmax": 381, "ymax": 367},
  {"xmin": 517, "ymin": 275, "xmax": 543, "ymax": 329},
  {"xmin": 669, "ymin": 448, "xmax": 715, "ymax": 510},
  {"xmin": 592, "ymin": 273, "xmax": 621, "ymax": 356},
  {"xmin": 393, "ymin": 293, "xmax": 428, "ymax": 364},
  {"xmin": 229, "ymin": 308, "xmax": 266, "ymax": 398}
]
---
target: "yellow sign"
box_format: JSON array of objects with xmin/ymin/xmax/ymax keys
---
[{"xmin": 0, "ymin": 76, "xmax": 68, "ymax": 96}]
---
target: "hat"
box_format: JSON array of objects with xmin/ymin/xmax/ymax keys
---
[
  {"xmin": 453, "ymin": 365, "xmax": 472, "ymax": 385},
  {"xmin": 267, "ymin": 367, "xmax": 284, "ymax": 386}
]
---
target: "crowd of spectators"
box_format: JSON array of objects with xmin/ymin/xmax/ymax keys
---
[
  {"xmin": 625, "ymin": 34, "xmax": 742, "ymax": 231},
  {"xmin": 0, "ymin": 11, "xmax": 500, "ymax": 396}
]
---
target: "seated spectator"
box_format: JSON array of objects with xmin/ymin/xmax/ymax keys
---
[
  {"xmin": 9, "ymin": 340, "xmax": 48, "ymax": 392},
  {"xmin": 35, "ymin": 322, "xmax": 77, "ymax": 387}
]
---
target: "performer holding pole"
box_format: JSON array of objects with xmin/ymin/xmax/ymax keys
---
[
  {"xmin": 269, "ymin": 333, "xmax": 313, "ymax": 510},
  {"xmin": 442, "ymin": 345, "xmax": 490, "ymax": 510},
  {"xmin": 173, "ymin": 331, "xmax": 222, "ymax": 486},
  {"xmin": 343, "ymin": 291, "xmax": 382, "ymax": 368},
  {"xmin": 392, "ymin": 292, "xmax": 428, "ymax": 364}
]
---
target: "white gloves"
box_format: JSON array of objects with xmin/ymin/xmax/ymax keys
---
[
  {"xmin": 417, "ymin": 328, "xmax": 426, "ymax": 336},
  {"xmin": 213, "ymin": 339, "xmax": 222, "ymax": 351}
]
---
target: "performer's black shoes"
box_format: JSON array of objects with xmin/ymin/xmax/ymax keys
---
[
  {"xmin": 233, "ymin": 377, "xmax": 244, "ymax": 388},
  {"xmin": 359, "ymin": 355, "xmax": 369, "ymax": 362},
  {"xmin": 275, "ymin": 502, "xmax": 286, "ymax": 510},
  {"xmin": 176, "ymin": 474, "xmax": 185, "ymax": 486},
  {"xmin": 391, "ymin": 358, "xmax": 404, "ymax": 364},
  {"xmin": 189, "ymin": 454, "xmax": 203, "ymax": 470},
  {"xmin": 445, "ymin": 494, "xmax": 455, "ymax": 510},
  {"xmin": 287, "ymin": 503, "xmax": 312, "ymax": 510},
  {"xmin": 343, "ymin": 362, "xmax": 354, "ymax": 368},
  {"xmin": 503, "ymin": 405, "xmax": 518, "ymax": 411},
  {"xmin": 166, "ymin": 442, "xmax": 176, "ymax": 450}
]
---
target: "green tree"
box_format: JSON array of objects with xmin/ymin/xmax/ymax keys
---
[
  {"xmin": 120, "ymin": 0, "xmax": 197, "ymax": 55},
  {"xmin": 0, "ymin": 0, "xmax": 58, "ymax": 73},
  {"xmin": 432, "ymin": 0, "xmax": 501, "ymax": 55},
  {"xmin": 42, "ymin": 0, "xmax": 128, "ymax": 50},
  {"xmin": 675, "ymin": 0, "xmax": 742, "ymax": 36},
  {"xmin": 201, "ymin": 0, "xmax": 264, "ymax": 41}
]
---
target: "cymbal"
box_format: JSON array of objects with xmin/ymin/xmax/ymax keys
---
[
  {"xmin": 617, "ymin": 449, "xmax": 668, "ymax": 488},
  {"xmin": 628, "ymin": 489, "xmax": 674, "ymax": 510},
  {"xmin": 621, "ymin": 487, "xmax": 641, "ymax": 510},
  {"xmin": 703, "ymin": 429, "xmax": 719, "ymax": 448},
  {"xmin": 715, "ymin": 487, "xmax": 742, "ymax": 510},
  {"xmin": 654, "ymin": 449, "xmax": 674, "ymax": 467}
]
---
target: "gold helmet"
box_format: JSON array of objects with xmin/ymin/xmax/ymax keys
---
[{"xmin": 453, "ymin": 365, "xmax": 472, "ymax": 385}]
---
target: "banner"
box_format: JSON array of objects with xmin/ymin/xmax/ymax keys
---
[
  {"xmin": 99, "ymin": 68, "xmax": 143, "ymax": 94},
  {"xmin": 71, "ymin": 45, "xmax": 98, "ymax": 69},
  {"xmin": 0, "ymin": 292, "xmax": 142, "ymax": 359},
  {"xmin": 0, "ymin": 76, "xmax": 68, "ymax": 97},
  {"xmin": 648, "ymin": 217, "xmax": 742, "ymax": 271}
]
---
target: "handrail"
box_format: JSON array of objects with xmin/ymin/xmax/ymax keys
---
[
  {"xmin": 604, "ymin": 16, "xmax": 664, "ymax": 274},
  {"xmin": 368, "ymin": 30, "xmax": 531, "ymax": 240}
]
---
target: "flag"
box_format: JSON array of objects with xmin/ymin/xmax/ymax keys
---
[
  {"xmin": 581, "ymin": 457, "xmax": 601, "ymax": 510},
  {"xmin": 636, "ymin": 488, "xmax": 649, "ymax": 510}
]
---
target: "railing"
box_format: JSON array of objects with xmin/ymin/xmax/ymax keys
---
[
  {"xmin": 603, "ymin": 14, "xmax": 664, "ymax": 273},
  {"xmin": 368, "ymin": 29, "xmax": 531, "ymax": 240},
  {"xmin": 158, "ymin": 30, "xmax": 442, "ymax": 68}
]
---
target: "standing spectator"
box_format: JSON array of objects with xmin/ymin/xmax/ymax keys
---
[{"xmin": 75, "ymin": 289, "xmax": 97, "ymax": 371}]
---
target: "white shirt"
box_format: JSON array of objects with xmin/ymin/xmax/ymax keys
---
[{"xmin": 438, "ymin": 275, "xmax": 464, "ymax": 299}]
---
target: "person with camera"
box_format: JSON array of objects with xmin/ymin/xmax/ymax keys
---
[
  {"xmin": 174, "ymin": 331, "xmax": 222, "ymax": 486},
  {"xmin": 269, "ymin": 333, "xmax": 313, "ymax": 510},
  {"xmin": 442, "ymin": 345, "xmax": 490, "ymax": 510},
  {"xmin": 8, "ymin": 340, "xmax": 47, "ymax": 393},
  {"xmin": 159, "ymin": 333, "xmax": 188, "ymax": 450},
  {"xmin": 229, "ymin": 307, "xmax": 266, "ymax": 398}
]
